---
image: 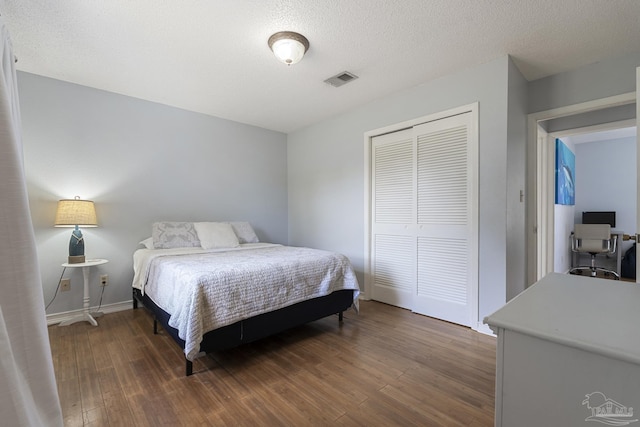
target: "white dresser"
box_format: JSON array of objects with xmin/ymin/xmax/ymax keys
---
[{"xmin": 484, "ymin": 273, "xmax": 640, "ymax": 427}]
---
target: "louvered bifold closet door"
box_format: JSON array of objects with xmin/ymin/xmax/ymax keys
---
[
  {"xmin": 413, "ymin": 112, "xmax": 475, "ymax": 326},
  {"xmin": 371, "ymin": 128, "xmax": 416, "ymax": 310}
]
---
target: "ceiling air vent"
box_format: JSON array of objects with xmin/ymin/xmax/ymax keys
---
[{"xmin": 324, "ymin": 71, "xmax": 358, "ymax": 87}]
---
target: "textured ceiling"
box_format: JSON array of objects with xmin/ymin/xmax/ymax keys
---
[{"xmin": 3, "ymin": 0, "xmax": 640, "ymax": 133}]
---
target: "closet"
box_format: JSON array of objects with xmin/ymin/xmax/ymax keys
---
[{"xmin": 368, "ymin": 108, "xmax": 478, "ymax": 327}]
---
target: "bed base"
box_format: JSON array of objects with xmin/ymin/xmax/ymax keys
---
[{"xmin": 132, "ymin": 288, "xmax": 354, "ymax": 376}]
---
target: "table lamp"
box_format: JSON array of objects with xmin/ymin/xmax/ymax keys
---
[{"xmin": 54, "ymin": 197, "xmax": 98, "ymax": 264}]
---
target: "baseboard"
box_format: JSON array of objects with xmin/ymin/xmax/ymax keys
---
[
  {"xmin": 47, "ymin": 300, "xmax": 133, "ymax": 326},
  {"xmin": 475, "ymin": 321, "xmax": 496, "ymax": 337}
]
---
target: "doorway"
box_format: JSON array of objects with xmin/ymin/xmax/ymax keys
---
[
  {"xmin": 364, "ymin": 103, "xmax": 479, "ymax": 329},
  {"xmin": 550, "ymin": 123, "xmax": 636, "ymax": 276},
  {"xmin": 526, "ymin": 92, "xmax": 637, "ymax": 285}
]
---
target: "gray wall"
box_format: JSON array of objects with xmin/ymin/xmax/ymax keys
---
[
  {"xmin": 21, "ymin": 50, "xmax": 640, "ymax": 321},
  {"xmin": 574, "ymin": 136, "xmax": 637, "ymax": 254},
  {"xmin": 18, "ymin": 72, "xmax": 288, "ymax": 315},
  {"xmin": 528, "ymin": 52, "xmax": 640, "ymax": 113},
  {"xmin": 288, "ymin": 55, "xmax": 518, "ymax": 326},
  {"xmin": 506, "ymin": 57, "xmax": 529, "ymax": 300}
]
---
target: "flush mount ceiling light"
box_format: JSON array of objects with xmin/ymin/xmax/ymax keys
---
[{"xmin": 268, "ymin": 31, "xmax": 309, "ymax": 65}]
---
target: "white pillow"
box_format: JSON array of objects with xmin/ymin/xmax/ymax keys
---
[
  {"xmin": 194, "ymin": 222, "xmax": 240, "ymax": 249},
  {"xmin": 227, "ymin": 221, "xmax": 259, "ymax": 244},
  {"xmin": 139, "ymin": 237, "xmax": 154, "ymax": 249}
]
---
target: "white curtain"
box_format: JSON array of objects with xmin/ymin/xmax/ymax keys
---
[{"xmin": 0, "ymin": 14, "xmax": 63, "ymax": 427}]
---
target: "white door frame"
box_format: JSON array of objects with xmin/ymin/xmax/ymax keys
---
[
  {"xmin": 363, "ymin": 102, "xmax": 479, "ymax": 328},
  {"xmin": 637, "ymin": 67, "xmax": 640, "ymax": 284},
  {"xmin": 526, "ymin": 92, "xmax": 636, "ymax": 285}
]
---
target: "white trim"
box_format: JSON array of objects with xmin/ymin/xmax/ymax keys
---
[
  {"xmin": 364, "ymin": 102, "xmax": 479, "ymax": 328},
  {"xmin": 526, "ymin": 92, "xmax": 636, "ymax": 286},
  {"xmin": 550, "ymin": 119, "xmax": 636, "ymax": 139},
  {"xmin": 363, "ymin": 130, "xmax": 372, "ymax": 300},
  {"xmin": 635, "ymin": 67, "xmax": 640, "ymax": 284},
  {"xmin": 536, "ymin": 127, "xmax": 554, "ymax": 281},
  {"xmin": 468, "ymin": 104, "xmax": 479, "ymax": 330},
  {"xmin": 476, "ymin": 322, "xmax": 496, "ymax": 337},
  {"xmin": 637, "ymin": 67, "xmax": 640, "ymax": 284},
  {"xmin": 364, "ymin": 104, "xmax": 479, "ymax": 140},
  {"xmin": 528, "ymin": 92, "xmax": 635, "ymax": 124},
  {"xmin": 47, "ymin": 300, "xmax": 132, "ymax": 326}
]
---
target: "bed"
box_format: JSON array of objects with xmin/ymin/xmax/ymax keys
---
[{"xmin": 131, "ymin": 222, "xmax": 360, "ymax": 376}]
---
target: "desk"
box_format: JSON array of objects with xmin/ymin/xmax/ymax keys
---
[
  {"xmin": 59, "ymin": 259, "xmax": 108, "ymax": 326},
  {"xmin": 485, "ymin": 273, "xmax": 640, "ymax": 426}
]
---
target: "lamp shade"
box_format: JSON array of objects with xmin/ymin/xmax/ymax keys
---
[
  {"xmin": 54, "ymin": 198, "xmax": 98, "ymax": 227},
  {"xmin": 268, "ymin": 31, "xmax": 309, "ymax": 65}
]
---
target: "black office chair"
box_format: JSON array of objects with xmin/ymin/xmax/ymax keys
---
[{"xmin": 569, "ymin": 224, "xmax": 619, "ymax": 279}]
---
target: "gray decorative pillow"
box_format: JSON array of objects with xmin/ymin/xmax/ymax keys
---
[
  {"xmin": 152, "ymin": 222, "xmax": 201, "ymax": 249},
  {"xmin": 227, "ymin": 221, "xmax": 259, "ymax": 243}
]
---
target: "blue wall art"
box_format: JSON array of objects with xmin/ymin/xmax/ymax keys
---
[{"xmin": 555, "ymin": 138, "xmax": 575, "ymax": 205}]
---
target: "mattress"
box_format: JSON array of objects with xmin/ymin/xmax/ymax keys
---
[{"xmin": 132, "ymin": 243, "xmax": 360, "ymax": 360}]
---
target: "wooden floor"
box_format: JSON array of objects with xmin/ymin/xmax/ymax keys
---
[{"xmin": 49, "ymin": 300, "xmax": 496, "ymax": 426}]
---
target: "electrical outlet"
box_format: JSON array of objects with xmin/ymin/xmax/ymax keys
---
[
  {"xmin": 61, "ymin": 278, "xmax": 71, "ymax": 292},
  {"xmin": 100, "ymin": 274, "xmax": 108, "ymax": 286}
]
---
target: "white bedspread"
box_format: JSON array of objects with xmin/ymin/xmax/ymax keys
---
[{"xmin": 132, "ymin": 244, "xmax": 360, "ymax": 360}]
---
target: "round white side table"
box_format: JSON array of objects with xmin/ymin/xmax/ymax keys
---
[{"xmin": 58, "ymin": 259, "xmax": 108, "ymax": 327}]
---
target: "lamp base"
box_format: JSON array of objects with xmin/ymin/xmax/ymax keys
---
[{"xmin": 68, "ymin": 255, "xmax": 85, "ymax": 264}]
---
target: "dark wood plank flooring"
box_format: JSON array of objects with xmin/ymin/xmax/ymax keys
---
[{"xmin": 48, "ymin": 300, "xmax": 496, "ymax": 426}]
